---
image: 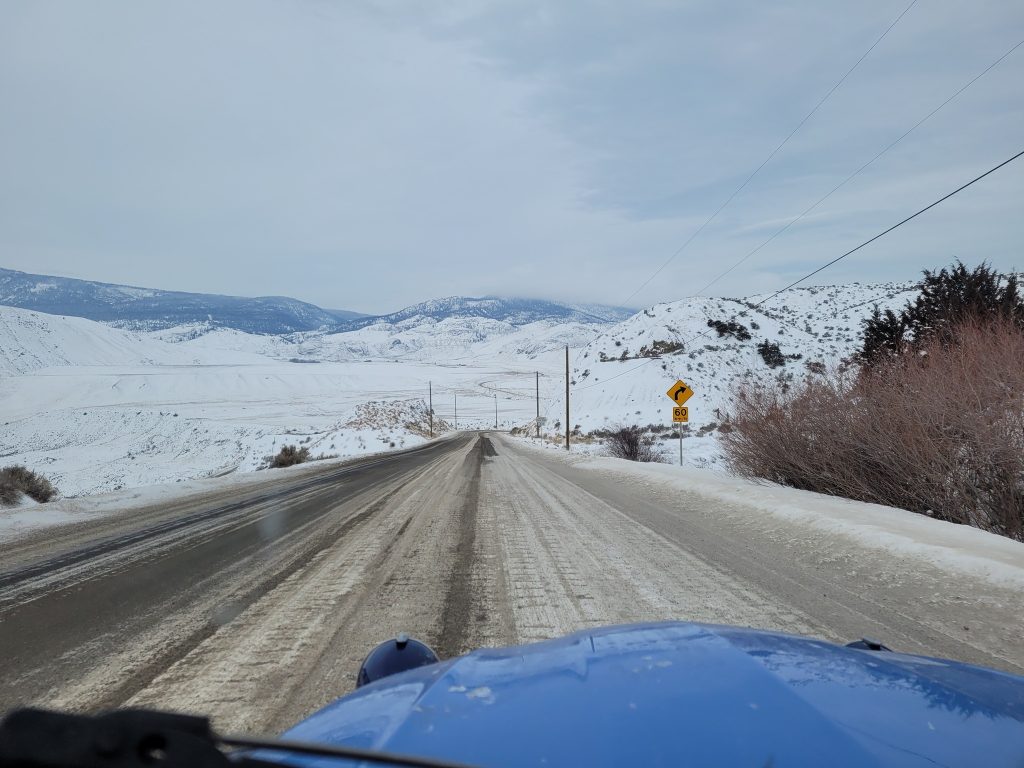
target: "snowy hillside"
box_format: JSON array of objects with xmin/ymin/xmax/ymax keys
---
[
  {"xmin": 0, "ymin": 306, "xmax": 267, "ymax": 375},
  {"xmin": 146, "ymin": 323, "xmax": 298, "ymax": 358},
  {"xmin": 292, "ymin": 317, "xmax": 604, "ymax": 362},
  {"xmin": 541, "ymin": 281, "xmax": 920, "ymax": 465},
  {"xmin": 282, "ymin": 296, "xmax": 633, "ymax": 363}
]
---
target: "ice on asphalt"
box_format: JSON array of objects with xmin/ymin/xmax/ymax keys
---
[{"xmin": 519, "ymin": 438, "xmax": 1024, "ymax": 591}]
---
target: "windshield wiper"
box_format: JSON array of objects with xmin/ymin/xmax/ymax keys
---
[{"xmin": 0, "ymin": 708, "xmax": 478, "ymax": 768}]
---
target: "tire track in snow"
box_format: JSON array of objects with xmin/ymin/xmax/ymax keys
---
[
  {"xmin": 483, "ymin": 436, "xmax": 827, "ymax": 644},
  {"xmin": 435, "ymin": 437, "xmax": 483, "ymax": 660}
]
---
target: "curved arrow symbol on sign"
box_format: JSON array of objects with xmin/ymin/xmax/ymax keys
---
[{"xmin": 666, "ymin": 380, "xmax": 694, "ymax": 406}]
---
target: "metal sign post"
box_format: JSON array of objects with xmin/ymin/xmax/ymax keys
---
[
  {"xmin": 565, "ymin": 346, "xmax": 570, "ymax": 451},
  {"xmin": 666, "ymin": 380, "xmax": 693, "ymax": 468},
  {"xmin": 672, "ymin": 406, "xmax": 689, "ymax": 466}
]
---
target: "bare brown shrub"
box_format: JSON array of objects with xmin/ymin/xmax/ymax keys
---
[
  {"xmin": 606, "ymin": 426, "xmax": 666, "ymax": 463},
  {"xmin": 0, "ymin": 482, "xmax": 18, "ymax": 506},
  {"xmin": 0, "ymin": 465, "xmax": 57, "ymax": 505},
  {"xmin": 722, "ymin": 317, "xmax": 1024, "ymax": 540},
  {"xmin": 270, "ymin": 445, "xmax": 311, "ymax": 468}
]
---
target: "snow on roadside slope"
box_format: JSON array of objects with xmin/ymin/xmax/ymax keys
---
[
  {"xmin": 0, "ymin": 362, "xmax": 440, "ymax": 497},
  {"xmin": 540, "ymin": 282, "xmax": 917, "ymax": 466},
  {"xmin": 0, "ymin": 439, "xmax": 397, "ymax": 543}
]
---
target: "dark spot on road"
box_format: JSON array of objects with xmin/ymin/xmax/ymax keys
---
[
  {"xmin": 436, "ymin": 437, "xmax": 483, "ymax": 659},
  {"xmin": 394, "ymin": 516, "xmax": 413, "ymax": 539}
]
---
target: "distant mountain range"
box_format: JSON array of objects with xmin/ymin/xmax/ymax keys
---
[
  {"xmin": 0, "ymin": 267, "xmax": 632, "ymax": 334},
  {"xmin": 338, "ymin": 296, "xmax": 634, "ymax": 332},
  {"xmin": 0, "ymin": 267, "xmax": 361, "ymax": 334}
]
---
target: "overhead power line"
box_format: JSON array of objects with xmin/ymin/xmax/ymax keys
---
[
  {"xmin": 572, "ymin": 32, "xmax": 1021, "ymax": 376},
  {"xmin": 618, "ymin": 0, "xmax": 920, "ymax": 307},
  {"xmin": 691, "ymin": 35, "xmax": 1024, "ymax": 298},
  {"xmin": 754, "ymin": 149, "xmax": 1024, "ymax": 301},
  {"xmin": 576, "ymin": 146, "xmax": 1024, "ymax": 391}
]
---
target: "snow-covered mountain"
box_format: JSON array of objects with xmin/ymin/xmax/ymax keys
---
[
  {"xmin": 279, "ymin": 296, "xmax": 635, "ymax": 363},
  {"xmin": 292, "ymin": 317, "xmax": 603, "ymax": 363},
  {"xmin": 0, "ymin": 269, "xmax": 634, "ymax": 345},
  {"xmin": 0, "ymin": 267, "xmax": 361, "ymax": 334},
  {"xmin": 337, "ymin": 296, "xmax": 634, "ymax": 330},
  {"xmin": 127, "ymin": 296, "xmax": 636, "ymax": 363}
]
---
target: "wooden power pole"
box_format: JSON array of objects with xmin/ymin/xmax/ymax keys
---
[
  {"xmin": 565, "ymin": 346, "xmax": 570, "ymax": 451},
  {"xmin": 428, "ymin": 381, "xmax": 433, "ymax": 438},
  {"xmin": 535, "ymin": 371, "xmax": 540, "ymax": 438}
]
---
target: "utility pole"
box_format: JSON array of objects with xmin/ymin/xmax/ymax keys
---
[
  {"xmin": 494, "ymin": 394, "xmax": 498, "ymax": 429},
  {"xmin": 454, "ymin": 392, "xmax": 458, "ymax": 431},
  {"xmin": 428, "ymin": 381, "xmax": 433, "ymax": 438},
  {"xmin": 565, "ymin": 345, "xmax": 570, "ymax": 451},
  {"xmin": 535, "ymin": 371, "xmax": 540, "ymax": 438}
]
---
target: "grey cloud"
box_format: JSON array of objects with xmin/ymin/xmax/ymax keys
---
[{"xmin": 0, "ymin": 0, "xmax": 1021, "ymax": 313}]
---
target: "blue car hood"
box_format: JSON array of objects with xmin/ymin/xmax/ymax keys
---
[{"xmin": 281, "ymin": 622, "xmax": 1024, "ymax": 767}]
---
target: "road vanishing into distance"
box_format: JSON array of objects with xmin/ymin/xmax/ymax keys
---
[{"xmin": 2, "ymin": 433, "xmax": 1022, "ymax": 733}]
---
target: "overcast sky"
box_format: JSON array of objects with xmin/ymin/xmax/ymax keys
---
[{"xmin": 1, "ymin": 1, "xmax": 1022, "ymax": 314}]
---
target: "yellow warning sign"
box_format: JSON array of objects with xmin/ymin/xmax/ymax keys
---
[
  {"xmin": 672, "ymin": 406, "xmax": 689, "ymax": 423},
  {"xmin": 666, "ymin": 380, "xmax": 694, "ymax": 406}
]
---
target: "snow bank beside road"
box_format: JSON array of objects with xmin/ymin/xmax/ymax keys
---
[
  {"xmin": 0, "ymin": 445, "xmax": 428, "ymax": 544},
  {"xmin": 0, "ymin": 459, "xmax": 294, "ymax": 543},
  {"xmin": 585, "ymin": 457, "xmax": 1024, "ymax": 589},
  {"xmin": 0, "ymin": 499, "xmax": 81, "ymax": 542},
  {"xmin": 510, "ymin": 438, "xmax": 1024, "ymax": 590}
]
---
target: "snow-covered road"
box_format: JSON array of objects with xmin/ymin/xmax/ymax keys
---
[{"xmin": 1, "ymin": 432, "xmax": 1021, "ymax": 734}]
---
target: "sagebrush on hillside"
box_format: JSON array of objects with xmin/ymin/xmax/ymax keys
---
[
  {"xmin": 270, "ymin": 445, "xmax": 311, "ymax": 468},
  {"xmin": 605, "ymin": 426, "xmax": 665, "ymax": 463},
  {"xmin": 722, "ymin": 317, "xmax": 1024, "ymax": 540},
  {"xmin": 0, "ymin": 465, "xmax": 57, "ymax": 505}
]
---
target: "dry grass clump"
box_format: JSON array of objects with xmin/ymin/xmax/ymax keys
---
[
  {"xmin": 270, "ymin": 445, "xmax": 311, "ymax": 468},
  {"xmin": 605, "ymin": 425, "xmax": 666, "ymax": 463},
  {"xmin": 0, "ymin": 465, "xmax": 57, "ymax": 505},
  {"xmin": 722, "ymin": 317, "xmax": 1024, "ymax": 540}
]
